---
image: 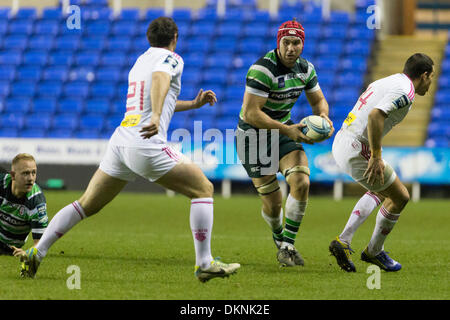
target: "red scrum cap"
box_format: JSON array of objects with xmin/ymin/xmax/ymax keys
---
[{"xmin": 277, "ymin": 18, "xmax": 305, "ymax": 50}]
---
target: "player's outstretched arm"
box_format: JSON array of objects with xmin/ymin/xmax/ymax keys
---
[
  {"xmin": 364, "ymin": 108, "xmax": 387, "ymax": 185},
  {"xmin": 305, "ymin": 89, "xmax": 334, "ymax": 138},
  {"xmin": 175, "ymin": 89, "xmax": 217, "ymax": 112}
]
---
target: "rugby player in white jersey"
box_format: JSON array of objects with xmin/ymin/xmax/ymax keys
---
[
  {"xmin": 19, "ymin": 17, "xmax": 240, "ymax": 282},
  {"xmin": 329, "ymin": 53, "xmax": 434, "ymax": 272}
]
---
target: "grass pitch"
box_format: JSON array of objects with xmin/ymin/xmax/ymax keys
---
[{"xmin": 1, "ymin": 191, "xmax": 449, "ymax": 300}]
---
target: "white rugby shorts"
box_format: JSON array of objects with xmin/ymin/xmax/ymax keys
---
[
  {"xmin": 332, "ymin": 129, "xmax": 396, "ymax": 192},
  {"xmin": 99, "ymin": 141, "xmax": 186, "ymax": 182}
]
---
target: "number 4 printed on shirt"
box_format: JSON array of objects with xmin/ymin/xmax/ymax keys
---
[
  {"xmin": 357, "ymin": 87, "xmax": 373, "ymax": 110},
  {"xmin": 126, "ymin": 81, "xmax": 145, "ymax": 112}
]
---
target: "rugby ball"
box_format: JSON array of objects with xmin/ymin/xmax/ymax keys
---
[{"xmin": 299, "ymin": 115, "xmax": 331, "ymax": 142}]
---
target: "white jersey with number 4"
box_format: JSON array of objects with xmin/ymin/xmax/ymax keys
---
[
  {"xmin": 341, "ymin": 73, "xmax": 415, "ymax": 143},
  {"xmin": 110, "ymin": 47, "xmax": 184, "ymax": 147}
]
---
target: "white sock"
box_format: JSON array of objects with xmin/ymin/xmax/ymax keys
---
[
  {"xmin": 281, "ymin": 194, "xmax": 307, "ymax": 248},
  {"xmin": 261, "ymin": 208, "xmax": 283, "ymax": 231},
  {"xmin": 35, "ymin": 201, "xmax": 86, "ymax": 260},
  {"xmin": 368, "ymin": 206, "xmax": 400, "ymax": 256},
  {"xmin": 190, "ymin": 198, "xmax": 214, "ymax": 269},
  {"xmin": 339, "ymin": 192, "xmax": 381, "ymax": 245}
]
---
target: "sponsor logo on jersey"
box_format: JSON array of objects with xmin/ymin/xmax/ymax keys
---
[
  {"xmin": 278, "ymin": 77, "xmax": 285, "ymax": 88},
  {"xmin": 393, "ymin": 94, "xmax": 409, "ymax": 109},
  {"xmin": 164, "ymin": 55, "xmax": 179, "ymax": 69}
]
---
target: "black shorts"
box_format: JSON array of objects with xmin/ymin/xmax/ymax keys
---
[
  {"xmin": 236, "ymin": 119, "xmax": 305, "ymax": 178},
  {"xmin": 0, "ymin": 241, "xmax": 14, "ymax": 255}
]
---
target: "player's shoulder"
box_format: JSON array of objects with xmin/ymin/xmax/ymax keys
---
[
  {"xmin": 25, "ymin": 184, "xmax": 46, "ymax": 209},
  {"xmin": 0, "ymin": 172, "xmax": 10, "ymax": 190},
  {"xmin": 252, "ymin": 50, "xmax": 277, "ymax": 70},
  {"xmin": 296, "ymin": 56, "xmax": 313, "ymax": 73}
]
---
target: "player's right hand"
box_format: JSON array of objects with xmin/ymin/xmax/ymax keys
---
[
  {"xmin": 364, "ymin": 157, "xmax": 385, "ymax": 185},
  {"xmin": 284, "ymin": 123, "xmax": 314, "ymax": 144},
  {"xmin": 140, "ymin": 114, "xmax": 160, "ymax": 139}
]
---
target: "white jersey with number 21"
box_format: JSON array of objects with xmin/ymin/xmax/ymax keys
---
[
  {"xmin": 110, "ymin": 47, "xmax": 184, "ymax": 147},
  {"xmin": 341, "ymin": 73, "xmax": 415, "ymax": 143}
]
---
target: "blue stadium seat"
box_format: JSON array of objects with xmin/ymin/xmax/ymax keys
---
[
  {"xmin": 32, "ymin": 98, "xmax": 57, "ymax": 114},
  {"xmin": 42, "ymin": 7, "xmax": 63, "ymax": 20},
  {"xmin": 24, "ymin": 113, "xmax": 52, "ymax": 130},
  {"xmin": 43, "ymin": 66, "xmax": 68, "ymax": 81},
  {"xmin": 178, "ymin": 84, "xmax": 198, "ymax": 100},
  {"xmin": 182, "ymin": 69, "xmax": 202, "ymax": 85},
  {"xmin": 79, "ymin": 37, "xmax": 106, "ymax": 51},
  {"xmin": 225, "ymin": 86, "xmax": 244, "ymax": 101},
  {"xmin": 34, "ymin": 20, "xmax": 59, "ymax": 35},
  {"xmin": 315, "ymin": 57, "xmax": 340, "ymax": 71},
  {"xmin": 4, "ymin": 97, "xmax": 31, "ymax": 114},
  {"xmin": 321, "ymin": 26, "xmax": 347, "ymax": 39},
  {"xmin": 37, "ymin": 81, "xmax": 63, "ymax": 98},
  {"xmin": 0, "ymin": 81, "xmax": 9, "ymax": 97},
  {"xmin": 74, "ymin": 51, "xmax": 100, "ymax": 66},
  {"xmin": 340, "ymin": 57, "xmax": 367, "ymax": 72},
  {"xmin": 0, "ymin": 128, "xmax": 18, "ymax": 137},
  {"xmin": 237, "ymin": 38, "xmax": 266, "ymax": 54},
  {"xmin": 96, "ymin": 67, "xmax": 121, "ymax": 82},
  {"xmin": 217, "ymin": 22, "xmax": 242, "ymax": 37},
  {"xmin": 63, "ymin": 82, "xmax": 90, "ymax": 98},
  {"xmin": 105, "ymin": 115, "xmax": 123, "ymax": 130},
  {"xmin": 0, "ymin": 50, "xmax": 22, "ymax": 65},
  {"xmin": 90, "ymin": 82, "xmax": 116, "ymax": 98},
  {"xmin": 202, "ymin": 68, "xmax": 228, "ymax": 85},
  {"xmin": 435, "ymin": 91, "xmax": 450, "ymax": 105},
  {"xmin": 348, "ymin": 27, "xmax": 375, "ymax": 40},
  {"xmin": 186, "ymin": 38, "xmax": 210, "ymax": 53},
  {"xmin": 115, "ymin": 8, "xmax": 140, "ymax": 21},
  {"xmin": 84, "ymin": 22, "xmax": 110, "ymax": 36},
  {"xmin": 190, "ymin": 21, "xmax": 216, "ymax": 37},
  {"xmin": 85, "ymin": 99, "xmax": 110, "ymax": 114},
  {"xmin": 47, "ymin": 128, "xmax": 73, "ymax": 138},
  {"xmin": 67, "ymin": 67, "xmax": 95, "ymax": 82},
  {"xmin": 228, "ymin": 68, "xmax": 248, "ymax": 85},
  {"xmin": 0, "ymin": 67, "xmax": 15, "ymax": 81},
  {"xmin": 11, "ymin": 81, "xmax": 36, "ymax": 97},
  {"xmin": 106, "ymin": 36, "xmax": 132, "ymax": 51},
  {"xmin": 144, "ymin": 8, "xmax": 165, "ymax": 21},
  {"xmin": 48, "ymin": 51, "xmax": 74, "ymax": 66},
  {"xmin": 52, "ymin": 114, "xmax": 79, "ymax": 130},
  {"xmin": 100, "ymin": 52, "xmax": 126, "ymax": 66},
  {"xmin": 17, "ymin": 66, "xmax": 41, "ymax": 81},
  {"xmin": 242, "ymin": 21, "xmax": 269, "ymax": 38},
  {"xmin": 79, "ymin": 114, "xmax": 105, "ymax": 130},
  {"xmin": 28, "ymin": 36, "xmax": 55, "ymax": 50},
  {"xmin": 438, "ymin": 75, "xmax": 450, "ymax": 89},
  {"xmin": 110, "ymin": 99, "xmax": 125, "ymax": 115},
  {"xmin": 54, "ymin": 36, "xmax": 80, "ymax": 51},
  {"xmin": 74, "ymin": 128, "xmax": 101, "ymax": 139},
  {"xmin": 172, "ymin": 8, "xmax": 192, "ymax": 22},
  {"xmin": 183, "ymin": 52, "xmax": 206, "ymax": 67},
  {"xmin": 8, "ymin": 20, "xmax": 34, "ymax": 35},
  {"xmin": 0, "ymin": 113, "xmax": 25, "ymax": 130},
  {"xmin": 20, "ymin": 129, "xmax": 46, "ymax": 138},
  {"xmin": 22, "ymin": 51, "xmax": 48, "ymax": 66},
  {"xmin": 343, "ymin": 41, "xmax": 371, "ymax": 56},
  {"xmin": 205, "ymin": 53, "xmax": 233, "ymax": 68},
  {"xmin": 233, "ymin": 53, "xmax": 259, "ymax": 69},
  {"xmin": 212, "ymin": 37, "xmax": 237, "ymax": 53},
  {"xmin": 14, "ymin": 7, "xmax": 36, "ymax": 19},
  {"xmin": 0, "ymin": 8, "xmax": 11, "ymax": 19},
  {"xmin": 111, "ymin": 21, "xmax": 137, "ymax": 37},
  {"xmin": 3, "ymin": 35, "xmax": 28, "ymax": 50}
]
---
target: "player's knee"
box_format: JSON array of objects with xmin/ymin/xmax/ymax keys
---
[
  {"xmin": 193, "ymin": 179, "xmax": 214, "ymax": 198},
  {"xmin": 287, "ymin": 173, "xmax": 310, "ymax": 194}
]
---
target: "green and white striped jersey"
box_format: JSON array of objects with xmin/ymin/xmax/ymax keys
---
[
  {"xmin": 239, "ymin": 49, "xmax": 319, "ymax": 127},
  {"xmin": 0, "ymin": 173, "xmax": 48, "ymax": 247}
]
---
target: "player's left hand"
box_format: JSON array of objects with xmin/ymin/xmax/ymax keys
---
[
  {"xmin": 140, "ymin": 114, "xmax": 160, "ymax": 139},
  {"xmin": 193, "ymin": 89, "xmax": 217, "ymax": 108},
  {"xmin": 320, "ymin": 113, "xmax": 335, "ymax": 138},
  {"xmin": 11, "ymin": 246, "xmax": 25, "ymax": 257}
]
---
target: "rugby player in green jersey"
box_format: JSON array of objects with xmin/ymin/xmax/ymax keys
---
[
  {"xmin": 236, "ymin": 19, "xmax": 334, "ymax": 267},
  {"xmin": 0, "ymin": 154, "xmax": 48, "ymax": 256}
]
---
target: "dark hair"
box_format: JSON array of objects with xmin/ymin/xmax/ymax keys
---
[
  {"xmin": 146, "ymin": 17, "xmax": 178, "ymax": 47},
  {"xmin": 403, "ymin": 53, "xmax": 434, "ymax": 79}
]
